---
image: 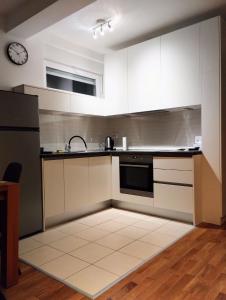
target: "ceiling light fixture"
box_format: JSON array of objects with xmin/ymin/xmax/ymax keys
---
[
  {"xmin": 100, "ymin": 24, "xmax": 104, "ymax": 36},
  {"xmin": 91, "ymin": 18, "xmax": 113, "ymax": 39},
  {"xmin": 108, "ymin": 20, "xmax": 113, "ymax": 32},
  {"xmin": 92, "ymin": 29, "xmax": 97, "ymax": 39}
]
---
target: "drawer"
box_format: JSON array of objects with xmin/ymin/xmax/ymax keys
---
[
  {"xmin": 154, "ymin": 169, "xmax": 193, "ymax": 185},
  {"xmin": 153, "ymin": 157, "xmax": 193, "ymax": 171},
  {"xmin": 154, "ymin": 183, "xmax": 193, "ymax": 213}
]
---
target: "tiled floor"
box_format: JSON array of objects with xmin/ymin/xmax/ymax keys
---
[{"xmin": 19, "ymin": 208, "xmax": 194, "ymax": 299}]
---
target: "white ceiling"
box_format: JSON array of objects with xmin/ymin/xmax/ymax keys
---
[{"xmin": 41, "ymin": 0, "xmax": 226, "ymax": 54}]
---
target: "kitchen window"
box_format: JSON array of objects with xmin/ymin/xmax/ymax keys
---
[{"xmin": 46, "ymin": 67, "xmax": 102, "ymax": 97}]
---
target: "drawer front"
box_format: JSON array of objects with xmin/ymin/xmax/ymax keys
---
[
  {"xmin": 153, "ymin": 157, "xmax": 193, "ymax": 171},
  {"xmin": 154, "ymin": 183, "xmax": 193, "ymax": 213},
  {"xmin": 154, "ymin": 169, "xmax": 193, "ymax": 185}
]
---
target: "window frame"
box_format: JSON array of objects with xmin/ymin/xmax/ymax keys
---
[{"xmin": 44, "ymin": 60, "xmax": 103, "ymax": 98}]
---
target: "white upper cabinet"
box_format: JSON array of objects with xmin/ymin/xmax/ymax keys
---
[
  {"xmin": 160, "ymin": 23, "xmax": 201, "ymax": 109},
  {"xmin": 70, "ymin": 93, "xmax": 106, "ymax": 116},
  {"xmin": 104, "ymin": 49, "xmax": 128, "ymax": 115},
  {"xmin": 14, "ymin": 85, "xmax": 107, "ymax": 116},
  {"xmin": 16, "ymin": 85, "xmax": 71, "ymax": 112},
  {"xmin": 128, "ymin": 37, "xmax": 161, "ymax": 113}
]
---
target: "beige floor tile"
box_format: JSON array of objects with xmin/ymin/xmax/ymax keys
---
[
  {"xmin": 20, "ymin": 246, "xmax": 63, "ymax": 266},
  {"xmin": 57, "ymin": 222, "xmax": 90, "ymax": 235},
  {"xmin": 140, "ymin": 231, "xmax": 178, "ymax": 247},
  {"xmin": 76, "ymin": 214, "xmax": 112, "ymax": 226},
  {"xmin": 49, "ymin": 236, "xmax": 89, "ymax": 253},
  {"xmin": 74, "ymin": 228, "xmax": 109, "ymax": 242},
  {"xmin": 94, "ymin": 220, "xmax": 127, "ymax": 232},
  {"xmin": 133, "ymin": 220, "xmax": 163, "ymax": 231},
  {"xmin": 22, "ymin": 210, "xmax": 192, "ymax": 299},
  {"xmin": 119, "ymin": 240, "xmax": 162, "ymax": 260},
  {"xmin": 41, "ymin": 254, "xmax": 89, "ymax": 280},
  {"xmin": 117, "ymin": 226, "xmax": 149, "ymax": 240},
  {"xmin": 154, "ymin": 221, "xmax": 193, "ymax": 237},
  {"xmin": 70, "ymin": 243, "xmax": 114, "ymax": 263},
  {"xmin": 65, "ymin": 265, "xmax": 118, "ymax": 298},
  {"xmin": 96, "ymin": 233, "xmax": 133, "ymax": 250},
  {"xmin": 19, "ymin": 238, "xmax": 43, "ymax": 255},
  {"xmin": 113, "ymin": 215, "xmax": 139, "ymax": 225},
  {"xmin": 114, "ymin": 210, "xmax": 145, "ymax": 219},
  {"xmin": 137, "ymin": 214, "xmax": 169, "ymax": 224},
  {"xmin": 99, "ymin": 208, "xmax": 122, "ymax": 218},
  {"xmin": 95, "ymin": 252, "xmax": 142, "ymax": 276},
  {"xmin": 32, "ymin": 229, "xmax": 67, "ymax": 244}
]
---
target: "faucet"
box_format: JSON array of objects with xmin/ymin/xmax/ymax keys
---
[{"xmin": 65, "ymin": 135, "xmax": 87, "ymax": 152}]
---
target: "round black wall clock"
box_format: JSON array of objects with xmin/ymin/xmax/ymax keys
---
[{"xmin": 7, "ymin": 42, "xmax": 28, "ymax": 65}]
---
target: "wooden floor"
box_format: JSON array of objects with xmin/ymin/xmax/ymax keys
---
[{"xmin": 3, "ymin": 224, "xmax": 226, "ymax": 300}]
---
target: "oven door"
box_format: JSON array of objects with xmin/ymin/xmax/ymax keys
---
[{"xmin": 120, "ymin": 163, "xmax": 153, "ymax": 197}]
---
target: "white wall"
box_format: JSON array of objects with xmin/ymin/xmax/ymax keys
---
[
  {"xmin": 42, "ymin": 33, "xmax": 104, "ymax": 75},
  {"xmin": 0, "ymin": 30, "xmax": 45, "ymax": 90},
  {"xmin": 0, "ymin": 31, "xmax": 104, "ymax": 91}
]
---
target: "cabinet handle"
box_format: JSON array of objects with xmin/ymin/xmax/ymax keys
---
[{"xmin": 154, "ymin": 181, "xmax": 193, "ymax": 187}]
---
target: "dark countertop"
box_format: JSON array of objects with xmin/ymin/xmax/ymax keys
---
[{"xmin": 41, "ymin": 149, "xmax": 202, "ymax": 160}]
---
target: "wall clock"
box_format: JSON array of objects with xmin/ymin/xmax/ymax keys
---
[{"xmin": 7, "ymin": 42, "xmax": 28, "ymax": 65}]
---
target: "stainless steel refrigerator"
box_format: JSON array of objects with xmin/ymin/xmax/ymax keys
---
[{"xmin": 0, "ymin": 90, "xmax": 43, "ymax": 237}]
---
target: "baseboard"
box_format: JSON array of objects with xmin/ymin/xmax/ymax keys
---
[
  {"xmin": 45, "ymin": 200, "xmax": 112, "ymax": 229},
  {"xmin": 112, "ymin": 200, "xmax": 193, "ymax": 223}
]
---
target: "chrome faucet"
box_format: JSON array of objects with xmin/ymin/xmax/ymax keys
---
[{"xmin": 65, "ymin": 135, "xmax": 87, "ymax": 152}]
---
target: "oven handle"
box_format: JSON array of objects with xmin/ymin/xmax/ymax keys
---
[{"xmin": 120, "ymin": 163, "xmax": 150, "ymax": 168}]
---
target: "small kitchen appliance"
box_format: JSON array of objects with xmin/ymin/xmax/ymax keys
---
[{"xmin": 105, "ymin": 136, "xmax": 114, "ymax": 150}]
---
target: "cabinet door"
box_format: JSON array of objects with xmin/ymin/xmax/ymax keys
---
[
  {"xmin": 64, "ymin": 158, "xmax": 89, "ymax": 211},
  {"xmin": 112, "ymin": 156, "xmax": 120, "ymax": 200},
  {"xmin": 89, "ymin": 156, "xmax": 112, "ymax": 202},
  {"xmin": 70, "ymin": 93, "xmax": 106, "ymax": 116},
  {"xmin": 153, "ymin": 157, "xmax": 193, "ymax": 171},
  {"xmin": 154, "ymin": 183, "xmax": 193, "ymax": 213},
  {"xmin": 128, "ymin": 37, "xmax": 161, "ymax": 113},
  {"xmin": 200, "ymin": 17, "xmax": 221, "ymax": 179},
  {"xmin": 25, "ymin": 86, "xmax": 70, "ymax": 112},
  {"xmin": 43, "ymin": 160, "xmax": 64, "ymax": 218},
  {"xmin": 160, "ymin": 23, "xmax": 200, "ymax": 109},
  {"xmin": 104, "ymin": 49, "xmax": 128, "ymax": 115}
]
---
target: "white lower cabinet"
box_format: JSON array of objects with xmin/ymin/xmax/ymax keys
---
[
  {"xmin": 153, "ymin": 157, "xmax": 194, "ymax": 215},
  {"xmin": 64, "ymin": 158, "xmax": 89, "ymax": 211},
  {"xmin": 154, "ymin": 183, "xmax": 193, "ymax": 213},
  {"xmin": 154, "ymin": 169, "xmax": 193, "ymax": 185},
  {"xmin": 43, "ymin": 156, "xmax": 112, "ymax": 220},
  {"xmin": 89, "ymin": 156, "xmax": 112, "ymax": 203},
  {"xmin": 43, "ymin": 155, "xmax": 195, "ymax": 222},
  {"xmin": 42, "ymin": 160, "xmax": 65, "ymax": 218}
]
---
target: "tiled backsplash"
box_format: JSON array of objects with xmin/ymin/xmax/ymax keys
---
[{"xmin": 39, "ymin": 108, "xmax": 201, "ymax": 151}]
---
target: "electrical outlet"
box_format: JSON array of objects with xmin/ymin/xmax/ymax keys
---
[{"xmin": 194, "ymin": 136, "xmax": 202, "ymax": 147}]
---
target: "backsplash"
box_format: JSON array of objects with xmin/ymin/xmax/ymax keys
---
[
  {"xmin": 39, "ymin": 108, "xmax": 201, "ymax": 151},
  {"xmin": 109, "ymin": 109, "xmax": 201, "ymax": 149}
]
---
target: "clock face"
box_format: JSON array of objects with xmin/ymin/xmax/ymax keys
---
[{"xmin": 7, "ymin": 42, "xmax": 28, "ymax": 65}]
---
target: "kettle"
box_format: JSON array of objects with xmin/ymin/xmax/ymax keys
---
[{"xmin": 105, "ymin": 136, "xmax": 114, "ymax": 151}]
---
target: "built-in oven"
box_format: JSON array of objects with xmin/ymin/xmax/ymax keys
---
[{"xmin": 119, "ymin": 154, "xmax": 153, "ymax": 197}]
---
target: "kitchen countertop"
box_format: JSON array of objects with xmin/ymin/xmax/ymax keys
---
[{"xmin": 41, "ymin": 149, "xmax": 202, "ymax": 160}]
